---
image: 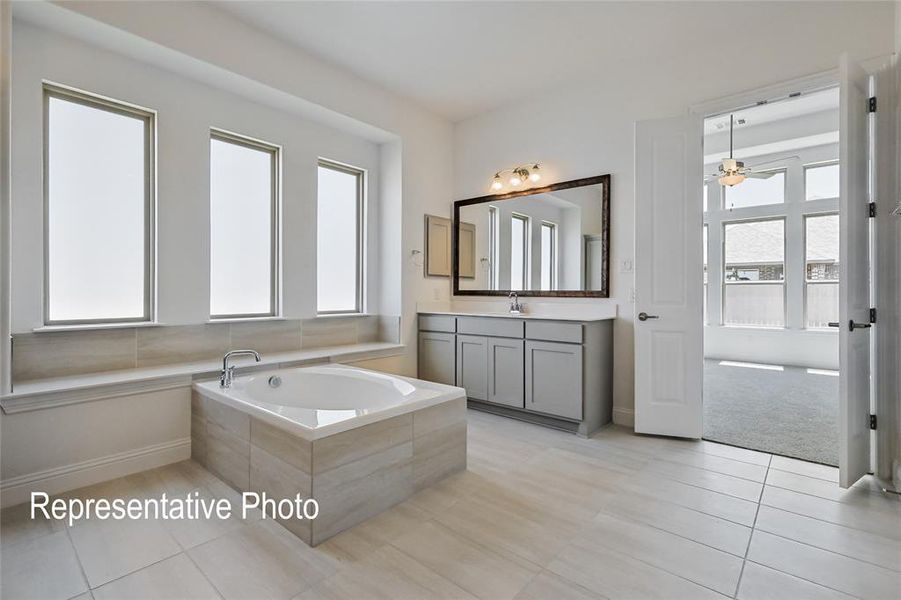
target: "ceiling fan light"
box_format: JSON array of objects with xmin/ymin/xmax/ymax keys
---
[{"xmin": 719, "ymin": 173, "xmax": 746, "ymax": 187}]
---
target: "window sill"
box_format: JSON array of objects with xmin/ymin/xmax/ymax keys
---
[
  {"xmin": 315, "ymin": 313, "xmax": 373, "ymax": 319},
  {"xmin": 33, "ymin": 321, "xmax": 161, "ymax": 334},
  {"xmin": 207, "ymin": 316, "xmax": 286, "ymax": 324}
]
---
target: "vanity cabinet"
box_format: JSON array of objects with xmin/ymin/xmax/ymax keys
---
[
  {"xmin": 418, "ymin": 331, "xmax": 456, "ymax": 386},
  {"xmin": 487, "ymin": 337, "xmax": 525, "ymax": 408},
  {"xmin": 525, "ymin": 340, "xmax": 583, "ymax": 420},
  {"xmin": 418, "ymin": 312, "xmax": 613, "ymax": 436},
  {"xmin": 456, "ymin": 334, "xmax": 488, "ymax": 401}
]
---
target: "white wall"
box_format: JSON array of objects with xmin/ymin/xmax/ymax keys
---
[
  {"xmin": 11, "ymin": 21, "xmax": 383, "ymax": 331},
  {"xmin": 452, "ymin": 9, "xmax": 894, "ymax": 424},
  {"xmin": 9, "ymin": 1, "xmax": 456, "ymax": 377},
  {"xmin": 1, "ymin": 1, "xmax": 455, "ymax": 504}
]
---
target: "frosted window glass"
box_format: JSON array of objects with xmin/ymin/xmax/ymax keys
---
[
  {"xmin": 317, "ymin": 164, "xmax": 361, "ymax": 313},
  {"xmin": 805, "ymin": 163, "xmax": 839, "ymax": 200},
  {"xmin": 510, "ymin": 216, "xmax": 526, "ymax": 291},
  {"xmin": 47, "ymin": 95, "xmax": 148, "ymax": 322},
  {"xmin": 540, "ymin": 223, "xmax": 554, "ymax": 291},
  {"xmin": 723, "ymin": 172, "xmax": 785, "ymax": 209},
  {"xmin": 210, "ymin": 137, "xmax": 275, "ymax": 317}
]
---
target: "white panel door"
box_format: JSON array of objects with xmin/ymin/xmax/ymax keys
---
[
  {"xmin": 634, "ymin": 115, "xmax": 704, "ymax": 438},
  {"xmin": 838, "ymin": 54, "xmax": 872, "ymax": 488}
]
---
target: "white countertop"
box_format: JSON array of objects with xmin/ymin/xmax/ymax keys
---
[{"xmin": 417, "ymin": 301, "xmax": 617, "ymax": 322}]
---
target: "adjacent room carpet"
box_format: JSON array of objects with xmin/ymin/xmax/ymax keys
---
[{"xmin": 703, "ymin": 359, "xmax": 839, "ymax": 466}]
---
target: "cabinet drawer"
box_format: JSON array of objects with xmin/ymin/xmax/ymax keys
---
[
  {"xmin": 419, "ymin": 314, "xmax": 456, "ymax": 333},
  {"xmin": 525, "ymin": 321, "xmax": 582, "ymax": 344},
  {"xmin": 457, "ymin": 317, "xmax": 523, "ymax": 339}
]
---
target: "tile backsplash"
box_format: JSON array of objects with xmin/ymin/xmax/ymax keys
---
[{"xmin": 11, "ymin": 315, "xmax": 401, "ymax": 383}]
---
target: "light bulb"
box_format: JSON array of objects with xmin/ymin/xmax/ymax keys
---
[
  {"xmin": 490, "ymin": 176, "xmax": 503, "ymax": 191},
  {"xmin": 509, "ymin": 175, "xmax": 522, "ymax": 186},
  {"xmin": 529, "ymin": 165, "xmax": 541, "ymax": 182},
  {"xmin": 718, "ymin": 173, "xmax": 745, "ymax": 187}
]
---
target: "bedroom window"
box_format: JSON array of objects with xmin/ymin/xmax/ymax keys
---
[{"xmin": 723, "ymin": 218, "xmax": 785, "ymax": 327}]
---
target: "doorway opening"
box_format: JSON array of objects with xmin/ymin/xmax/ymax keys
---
[{"xmin": 702, "ymin": 87, "xmax": 841, "ymax": 466}]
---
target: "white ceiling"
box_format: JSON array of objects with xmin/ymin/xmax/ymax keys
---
[
  {"xmin": 212, "ymin": 1, "xmax": 883, "ymax": 122},
  {"xmin": 703, "ymin": 87, "xmax": 839, "ymax": 135}
]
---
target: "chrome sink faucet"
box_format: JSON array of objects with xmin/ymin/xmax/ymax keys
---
[
  {"xmin": 508, "ymin": 292, "xmax": 524, "ymax": 314},
  {"xmin": 220, "ymin": 349, "xmax": 261, "ymax": 388}
]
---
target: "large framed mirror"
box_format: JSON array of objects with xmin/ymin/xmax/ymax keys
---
[{"xmin": 453, "ymin": 175, "xmax": 610, "ymax": 297}]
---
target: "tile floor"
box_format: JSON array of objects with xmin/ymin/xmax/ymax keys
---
[{"xmin": 2, "ymin": 409, "xmax": 899, "ymax": 599}]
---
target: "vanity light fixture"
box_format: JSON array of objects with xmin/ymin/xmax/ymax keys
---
[{"xmin": 490, "ymin": 163, "xmax": 541, "ymax": 193}]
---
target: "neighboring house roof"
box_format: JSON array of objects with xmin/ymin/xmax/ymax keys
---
[{"xmin": 724, "ymin": 216, "xmax": 838, "ymax": 264}]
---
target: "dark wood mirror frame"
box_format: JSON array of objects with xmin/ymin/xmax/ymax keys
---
[{"xmin": 453, "ymin": 174, "xmax": 611, "ymax": 298}]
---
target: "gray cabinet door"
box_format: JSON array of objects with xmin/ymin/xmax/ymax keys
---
[
  {"xmin": 456, "ymin": 334, "xmax": 488, "ymax": 401},
  {"xmin": 525, "ymin": 340, "xmax": 583, "ymax": 420},
  {"xmin": 487, "ymin": 338, "xmax": 524, "ymax": 408},
  {"xmin": 418, "ymin": 332, "xmax": 456, "ymax": 386}
]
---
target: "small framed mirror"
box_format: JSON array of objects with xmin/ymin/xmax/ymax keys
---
[{"xmin": 453, "ymin": 175, "xmax": 610, "ymax": 297}]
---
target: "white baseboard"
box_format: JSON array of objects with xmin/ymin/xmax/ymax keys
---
[
  {"xmin": 612, "ymin": 407, "xmax": 634, "ymax": 428},
  {"xmin": 0, "ymin": 438, "xmax": 191, "ymax": 508}
]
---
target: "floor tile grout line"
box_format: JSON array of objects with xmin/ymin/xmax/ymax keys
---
[
  {"xmin": 592, "ymin": 504, "xmax": 750, "ymax": 560},
  {"xmin": 386, "ymin": 517, "xmax": 536, "ymax": 600},
  {"xmin": 85, "ymin": 546, "xmax": 181, "ymax": 592},
  {"xmin": 63, "ymin": 524, "xmax": 92, "ymax": 596},
  {"xmin": 754, "ymin": 501, "xmax": 901, "ymax": 545},
  {"xmin": 733, "ymin": 453, "xmax": 772, "ymax": 598},
  {"xmin": 766, "ymin": 465, "xmax": 840, "ymax": 484},
  {"xmin": 750, "ymin": 525, "xmax": 901, "ymax": 574},
  {"xmin": 554, "ymin": 523, "xmax": 740, "ymax": 599},
  {"xmin": 764, "ymin": 477, "xmax": 901, "ymax": 503},
  {"xmin": 182, "ymin": 547, "xmax": 228, "ymax": 600},
  {"xmin": 741, "ymin": 558, "xmax": 862, "ymax": 599},
  {"xmin": 629, "ymin": 466, "xmax": 763, "ymax": 505},
  {"xmin": 762, "ymin": 481, "xmax": 901, "ymax": 512},
  {"xmin": 613, "ymin": 482, "xmax": 758, "ymax": 529}
]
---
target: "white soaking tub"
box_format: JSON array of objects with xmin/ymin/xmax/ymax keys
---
[
  {"xmin": 194, "ymin": 363, "xmax": 464, "ymax": 440},
  {"xmin": 191, "ymin": 364, "xmax": 467, "ymax": 545}
]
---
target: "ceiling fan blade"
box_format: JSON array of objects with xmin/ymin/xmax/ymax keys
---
[
  {"xmin": 745, "ymin": 171, "xmax": 775, "ymax": 179},
  {"xmin": 746, "ymin": 155, "xmax": 800, "ymax": 169}
]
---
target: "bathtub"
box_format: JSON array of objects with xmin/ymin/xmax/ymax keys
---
[{"xmin": 191, "ymin": 364, "xmax": 467, "ymax": 545}]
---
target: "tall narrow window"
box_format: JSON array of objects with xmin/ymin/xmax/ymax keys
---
[
  {"xmin": 723, "ymin": 219, "xmax": 785, "ymax": 327},
  {"xmin": 45, "ymin": 85, "xmax": 154, "ymax": 324},
  {"xmin": 510, "ymin": 214, "xmax": 529, "ymax": 291},
  {"xmin": 210, "ymin": 131, "xmax": 279, "ymax": 318},
  {"xmin": 318, "ymin": 160, "xmax": 364, "ymax": 314},
  {"xmin": 488, "ymin": 205, "xmax": 499, "ymax": 290},
  {"xmin": 540, "ymin": 222, "xmax": 556, "ymax": 291},
  {"xmin": 805, "ymin": 214, "xmax": 839, "ymax": 328}
]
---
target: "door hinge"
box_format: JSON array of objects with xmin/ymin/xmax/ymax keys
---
[
  {"xmin": 870, "ymin": 414, "xmax": 877, "ymax": 430},
  {"xmin": 870, "ymin": 307, "xmax": 877, "ymax": 324},
  {"xmin": 868, "ymin": 97, "xmax": 877, "ymax": 113},
  {"xmin": 869, "ymin": 202, "xmax": 876, "ymax": 218}
]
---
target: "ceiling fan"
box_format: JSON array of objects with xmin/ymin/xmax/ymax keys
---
[{"xmin": 705, "ymin": 114, "xmax": 796, "ymax": 186}]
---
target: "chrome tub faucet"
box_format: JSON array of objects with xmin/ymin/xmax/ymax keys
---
[{"xmin": 220, "ymin": 349, "xmax": 262, "ymax": 388}]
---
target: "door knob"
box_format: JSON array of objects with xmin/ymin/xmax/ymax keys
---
[{"xmin": 638, "ymin": 312, "xmax": 659, "ymax": 321}]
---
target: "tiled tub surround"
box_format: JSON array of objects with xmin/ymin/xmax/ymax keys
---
[
  {"xmin": 10, "ymin": 315, "xmax": 401, "ymax": 384},
  {"xmin": 191, "ymin": 365, "xmax": 467, "ymax": 545}
]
